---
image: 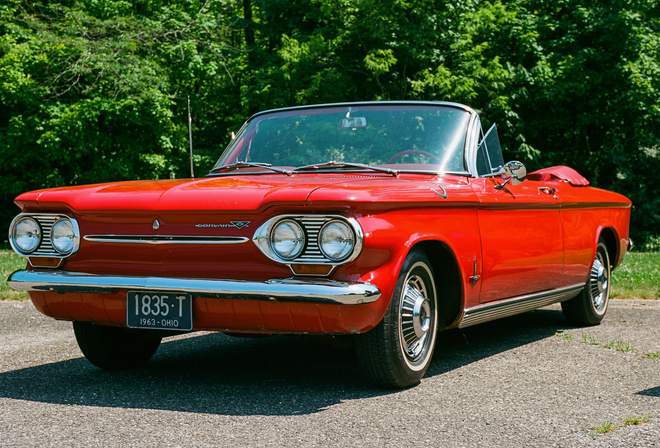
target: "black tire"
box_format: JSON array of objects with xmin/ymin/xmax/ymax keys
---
[
  {"xmin": 73, "ymin": 322, "xmax": 162, "ymax": 370},
  {"xmin": 562, "ymin": 240, "xmax": 611, "ymax": 326},
  {"xmin": 356, "ymin": 250, "xmax": 438, "ymax": 388}
]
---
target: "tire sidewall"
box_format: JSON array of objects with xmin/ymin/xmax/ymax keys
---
[
  {"xmin": 589, "ymin": 241, "xmax": 611, "ymax": 319},
  {"xmin": 385, "ymin": 250, "xmax": 438, "ymax": 382}
]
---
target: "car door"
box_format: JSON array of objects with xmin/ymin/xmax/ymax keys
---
[
  {"xmin": 469, "ymin": 123, "xmax": 563, "ymax": 303},
  {"xmin": 471, "ymin": 177, "xmax": 564, "ymax": 302}
]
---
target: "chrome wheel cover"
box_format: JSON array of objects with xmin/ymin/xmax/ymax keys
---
[
  {"xmin": 590, "ymin": 250, "xmax": 609, "ymax": 313},
  {"xmin": 399, "ymin": 263, "xmax": 436, "ymax": 369}
]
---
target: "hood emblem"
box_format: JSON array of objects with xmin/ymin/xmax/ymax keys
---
[
  {"xmin": 432, "ymin": 186, "xmax": 447, "ymax": 199},
  {"xmin": 153, "ymin": 219, "xmax": 161, "ymax": 230},
  {"xmin": 196, "ymin": 221, "xmax": 251, "ymax": 230}
]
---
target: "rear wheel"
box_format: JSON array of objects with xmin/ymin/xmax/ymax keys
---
[
  {"xmin": 562, "ymin": 240, "xmax": 611, "ymax": 326},
  {"xmin": 356, "ymin": 250, "xmax": 438, "ymax": 388},
  {"xmin": 73, "ymin": 322, "xmax": 162, "ymax": 369}
]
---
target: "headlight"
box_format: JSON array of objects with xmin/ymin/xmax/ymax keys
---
[
  {"xmin": 11, "ymin": 217, "xmax": 41, "ymax": 254},
  {"xmin": 51, "ymin": 218, "xmax": 75, "ymax": 254},
  {"xmin": 270, "ymin": 219, "xmax": 305, "ymax": 260},
  {"xmin": 319, "ymin": 220, "xmax": 355, "ymax": 261}
]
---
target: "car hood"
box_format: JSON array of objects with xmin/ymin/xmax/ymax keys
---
[{"xmin": 15, "ymin": 174, "xmax": 473, "ymax": 213}]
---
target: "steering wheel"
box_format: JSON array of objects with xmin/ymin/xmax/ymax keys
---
[{"xmin": 386, "ymin": 150, "xmax": 442, "ymax": 164}]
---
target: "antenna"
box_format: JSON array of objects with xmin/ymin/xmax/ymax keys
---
[{"xmin": 187, "ymin": 95, "xmax": 195, "ymax": 179}]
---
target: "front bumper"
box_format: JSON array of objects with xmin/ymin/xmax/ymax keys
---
[{"xmin": 8, "ymin": 270, "xmax": 381, "ymax": 306}]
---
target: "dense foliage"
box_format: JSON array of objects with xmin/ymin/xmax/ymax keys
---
[{"xmin": 1, "ymin": 0, "xmax": 658, "ymax": 248}]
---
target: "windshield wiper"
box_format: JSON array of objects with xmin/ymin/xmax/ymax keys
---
[
  {"xmin": 209, "ymin": 161, "xmax": 292, "ymax": 176},
  {"xmin": 293, "ymin": 161, "xmax": 398, "ymax": 176}
]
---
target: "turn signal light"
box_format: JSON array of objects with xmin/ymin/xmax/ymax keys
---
[
  {"xmin": 290, "ymin": 264, "xmax": 334, "ymax": 276},
  {"xmin": 28, "ymin": 257, "xmax": 63, "ymax": 268}
]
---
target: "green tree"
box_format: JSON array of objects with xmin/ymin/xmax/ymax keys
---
[{"xmin": 1, "ymin": 0, "xmax": 658, "ymax": 247}]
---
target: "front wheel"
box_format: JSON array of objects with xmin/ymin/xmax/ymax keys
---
[
  {"xmin": 562, "ymin": 239, "xmax": 611, "ymax": 326},
  {"xmin": 356, "ymin": 250, "xmax": 438, "ymax": 388},
  {"xmin": 73, "ymin": 322, "xmax": 162, "ymax": 370}
]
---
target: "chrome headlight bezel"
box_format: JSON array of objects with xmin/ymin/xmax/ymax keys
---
[
  {"xmin": 253, "ymin": 215, "xmax": 363, "ymax": 269},
  {"xmin": 9, "ymin": 216, "xmax": 42, "ymax": 255},
  {"xmin": 9, "ymin": 214, "xmax": 80, "ymax": 258}
]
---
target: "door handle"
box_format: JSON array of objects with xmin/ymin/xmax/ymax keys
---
[{"xmin": 538, "ymin": 186, "xmax": 558, "ymax": 199}]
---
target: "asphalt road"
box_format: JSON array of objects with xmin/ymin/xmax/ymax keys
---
[{"xmin": 1, "ymin": 299, "xmax": 658, "ymax": 447}]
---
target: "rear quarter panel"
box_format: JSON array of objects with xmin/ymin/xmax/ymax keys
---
[{"xmin": 551, "ymin": 182, "xmax": 632, "ymax": 287}]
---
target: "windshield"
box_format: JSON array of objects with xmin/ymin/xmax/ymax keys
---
[{"xmin": 212, "ymin": 104, "xmax": 471, "ymax": 174}]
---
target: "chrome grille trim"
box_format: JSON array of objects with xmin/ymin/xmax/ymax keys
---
[{"xmin": 298, "ymin": 217, "xmax": 333, "ymax": 262}]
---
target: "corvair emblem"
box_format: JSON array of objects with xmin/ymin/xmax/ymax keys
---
[
  {"xmin": 153, "ymin": 219, "xmax": 161, "ymax": 230},
  {"xmin": 196, "ymin": 221, "xmax": 251, "ymax": 230}
]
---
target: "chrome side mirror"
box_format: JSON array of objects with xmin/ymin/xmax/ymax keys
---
[{"xmin": 495, "ymin": 161, "xmax": 527, "ymax": 190}]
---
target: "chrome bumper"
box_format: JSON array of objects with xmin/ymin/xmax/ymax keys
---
[{"xmin": 7, "ymin": 270, "xmax": 381, "ymax": 306}]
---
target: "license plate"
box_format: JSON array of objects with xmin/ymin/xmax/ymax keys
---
[{"xmin": 127, "ymin": 291, "xmax": 193, "ymax": 331}]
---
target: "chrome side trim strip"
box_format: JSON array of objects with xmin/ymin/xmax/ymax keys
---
[
  {"xmin": 7, "ymin": 270, "xmax": 381, "ymax": 305},
  {"xmin": 83, "ymin": 235, "xmax": 249, "ymax": 244},
  {"xmin": 458, "ymin": 285, "xmax": 584, "ymax": 328}
]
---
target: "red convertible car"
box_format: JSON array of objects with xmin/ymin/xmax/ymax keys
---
[{"xmin": 8, "ymin": 101, "xmax": 632, "ymax": 388}]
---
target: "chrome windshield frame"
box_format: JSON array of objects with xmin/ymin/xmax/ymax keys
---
[{"xmin": 209, "ymin": 101, "xmax": 480, "ymax": 177}]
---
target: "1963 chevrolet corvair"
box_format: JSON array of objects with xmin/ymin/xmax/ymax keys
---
[{"xmin": 7, "ymin": 101, "xmax": 632, "ymax": 388}]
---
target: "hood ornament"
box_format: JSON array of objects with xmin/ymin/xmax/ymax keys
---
[
  {"xmin": 153, "ymin": 219, "xmax": 161, "ymax": 230},
  {"xmin": 432, "ymin": 186, "xmax": 447, "ymax": 199}
]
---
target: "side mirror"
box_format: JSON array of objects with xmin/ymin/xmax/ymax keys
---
[{"xmin": 495, "ymin": 161, "xmax": 527, "ymax": 189}]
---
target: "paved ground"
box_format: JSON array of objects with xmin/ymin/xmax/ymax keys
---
[{"xmin": 0, "ymin": 299, "xmax": 658, "ymax": 447}]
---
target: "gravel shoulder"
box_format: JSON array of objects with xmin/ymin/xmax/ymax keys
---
[{"xmin": 0, "ymin": 299, "xmax": 658, "ymax": 447}]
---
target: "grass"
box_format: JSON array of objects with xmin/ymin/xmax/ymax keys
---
[
  {"xmin": 563, "ymin": 332, "xmax": 660, "ymax": 358},
  {"xmin": 582, "ymin": 333, "xmax": 597, "ymax": 345},
  {"xmin": 623, "ymin": 413, "xmax": 652, "ymax": 426},
  {"xmin": 580, "ymin": 333, "xmax": 638, "ymax": 354},
  {"xmin": 605, "ymin": 340, "xmax": 636, "ymax": 353},
  {"xmin": 590, "ymin": 414, "xmax": 654, "ymax": 437},
  {"xmin": 582, "ymin": 333, "xmax": 600, "ymax": 345},
  {"xmin": 590, "ymin": 422, "xmax": 617, "ymax": 436},
  {"xmin": 0, "ymin": 249, "xmax": 28, "ymax": 300},
  {"xmin": 615, "ymin": 341, "xmax": 635, "ymax": 353},
  {"xmin": 556, "ymin": 329, "xmax": 660, "ymax": 359},
  {"xmin": 611, "ymin": 252, "xmax": 660, "ymax": 299}
]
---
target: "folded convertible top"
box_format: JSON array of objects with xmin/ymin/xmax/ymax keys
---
[{"xmin": 527, "ymin": 165, "xmax": 590, "ymax": 186}]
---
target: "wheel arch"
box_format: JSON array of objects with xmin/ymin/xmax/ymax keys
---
[
  {"xmin": 409, "ymin": 240, "xmax": 463, "ymax": 330},
  {"xmin": 598, "ymin": 227, "xmax": 619, "ymax": 268}
]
